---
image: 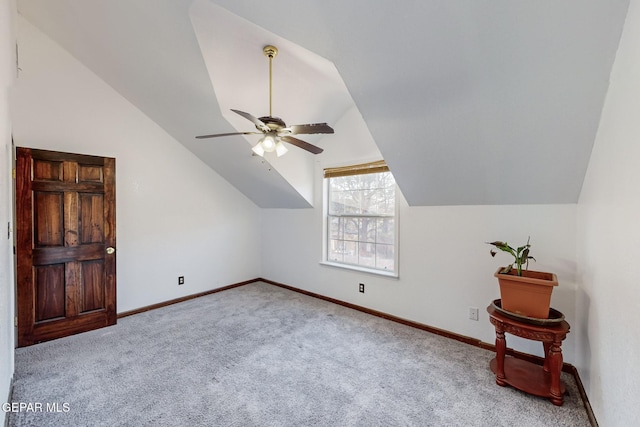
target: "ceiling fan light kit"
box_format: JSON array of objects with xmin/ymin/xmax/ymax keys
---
[
  {"xmin": 252, "ymin": 132, "xmax": 288, "ymax": 157},
  {"xmin": 275, "ymin": 141, "xmax": 288, "ymax": 157},
  {"xmin": 196, "ymin": 45, "xmax": 334, "ymax": 157},
  {"xmin": 251, "ymin": 142, "xmax": 265, "ymax": 157}
]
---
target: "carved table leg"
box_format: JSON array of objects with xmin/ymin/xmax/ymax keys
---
[
  {"xmin": 548, "ymin": 338, "xmax": 564, "ymax": 406},
  {"xmin": 542, "ymin": 341, "xmax": 551, "ymax": 373},
  {"xmin": 495, "ymin": 326, "xmax": 507, "ymax": 386}
]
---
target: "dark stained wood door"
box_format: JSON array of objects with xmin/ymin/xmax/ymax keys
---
[{"xmin": 16, "ymin": 147, "xmax": 116, "ymax": 347}]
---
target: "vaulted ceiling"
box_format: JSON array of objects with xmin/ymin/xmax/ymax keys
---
[{"xmin": 17, "ymin": 0, "xmax": 630, "ymax": 207}]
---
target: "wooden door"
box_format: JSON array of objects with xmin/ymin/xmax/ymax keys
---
[{"xmin": 16, "ymin": 147, "xmax": 116, "ymax": 347}]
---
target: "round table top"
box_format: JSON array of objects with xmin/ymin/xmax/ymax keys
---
[{"xmin": 487, "ymin": 304, "xmax": 570, "ymax": 334}]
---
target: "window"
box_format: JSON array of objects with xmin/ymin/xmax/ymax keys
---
[{"xmin": 324, "ymin": 161, "xmax": 397, "ymax": 276}]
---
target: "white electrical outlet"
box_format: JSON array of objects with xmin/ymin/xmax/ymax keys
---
[{"xmin": 469, "ymin": 307, "xmax": 479, "ymax": 321}]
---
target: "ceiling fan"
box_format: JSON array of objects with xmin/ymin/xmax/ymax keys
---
[{"xmin": 196, "ymin": 45, "xmax": 334, "ymax": 157}]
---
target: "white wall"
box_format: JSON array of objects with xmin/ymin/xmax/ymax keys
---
[
  {"xmin": 10, "ymin": 17, "xmax": 261, "ymax": 313},
  {"xmin": 0, "ymin": 0, "xmax": 16, "ymax": 425},
  {"xmin": 576, "ymin": 1, "xmax": 640, "ymax": 425},
  {"xmin": 262, "ymin": 162, "xmax": 579, "ymax": 361}
]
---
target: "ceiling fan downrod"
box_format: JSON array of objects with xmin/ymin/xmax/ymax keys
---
[{"xmin": 263, "ymin": 45, "xmax": 278, "ymax": 117}]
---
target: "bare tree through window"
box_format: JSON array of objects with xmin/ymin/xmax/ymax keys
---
[{"xmin": 327, "ymin": 171, "xmax": 396, "ymax": 272}]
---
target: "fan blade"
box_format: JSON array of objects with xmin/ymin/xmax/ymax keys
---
[
  {"xmin": 196, "ymin": 131, "xmax": 261, "ymax": 139},
  {"xmin": 280, "ymin": 136, "xmax": 324, "ymax": 154},
  {"xmin": 231, "ymin": 109, "xmax": 269, "ymax": 132},
  {"xmin": 285, "ymin": 123, "xmax": 334, "ymax": 135}
]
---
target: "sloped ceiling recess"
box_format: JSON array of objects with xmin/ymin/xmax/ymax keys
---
[
  {"xmin": 16, "ymin": 0, "xmax": 630, "ymax": 207},
  {"xmin": 188, "ymin": 0, "xmax": 364, "ymax": 207}
]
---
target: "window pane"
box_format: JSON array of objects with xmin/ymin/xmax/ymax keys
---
[
  {"xmin": 375, "ymin": 243, "xmax": 394, "ymax": 271},
  {"xmin": 378, "ymin": 187, "xmax": 395, "ymax": 215},
  {"xmin": 358, "ymin": 218, "xmax": 375, "ymax": 243},
  {"xmin": 329, "ymin": 189, "xmax": 345, "ymax": 215},
  {"xmin": 343, "ymin": 241, "xmax": 358, "ymax": 264},
  {"xmin": 359, "ymin": 242, "xmax": 375, "ymax": 267},
  {"xmin": 376, "ymin": 218, "xmax": 394, "ymax": 244},
  {"xmin": 344, "ymin": 218, "xmax": 358, "ymax": 241},
  {"xmin": 329, "ymin": 217, "xmax": 342, "ymax": 240},
  {"xmin": 328, "ymin": 239, "xmax": 344, "ymax": 262}
]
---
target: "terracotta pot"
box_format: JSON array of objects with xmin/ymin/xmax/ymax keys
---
[{"xmin": 494, "ymin": 267, "xmax": 558, "ymax": 319}]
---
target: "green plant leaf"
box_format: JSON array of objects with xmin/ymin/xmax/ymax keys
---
[
  {"xmin": 487, "ymin": 241, "xmax": 515, "ymax": 255},
  {"xmin": 500, "ymin": 265, "xmax": 512, "ymax": 274}
]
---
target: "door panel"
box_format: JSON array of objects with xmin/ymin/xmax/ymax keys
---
[
  {"xmin": 34, "ymin": 192, "xmax": 64, "ymax": 246},
  {"xmin": 80, "ymin": 260, "xmax": 105, "ymax": 312},
  {"xmin": 16, "ymin": 147, "xmax": 116, "ymax": 347},
  {"xmin": 79, "ymin": 193, "xmax": 104, "ymax": 243},
  {"xmin": 35, "ymin": 264, "xmax": 65, "ymax": 321}
]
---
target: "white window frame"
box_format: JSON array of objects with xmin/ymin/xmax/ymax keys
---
[{"xmin": 321, "ymin": 164, "xmax": 399, "ymax": 278}]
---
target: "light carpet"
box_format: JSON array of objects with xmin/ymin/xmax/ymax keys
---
[{"xmin": 9, "ymin": 281, "xmax": 590, "ymax": 426}]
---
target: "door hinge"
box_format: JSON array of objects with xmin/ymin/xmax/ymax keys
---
[
  {"xmin": 14, "ymin": 316, "xmax": 18, "ymax": 327},
  {"xmin": 12, "ymin": 168, "xmax": 15, "ymax": 179}
]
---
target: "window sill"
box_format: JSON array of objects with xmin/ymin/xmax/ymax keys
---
[{"xmin": 319, "ymin": 261, "xmax": 399, "ymax": 279}]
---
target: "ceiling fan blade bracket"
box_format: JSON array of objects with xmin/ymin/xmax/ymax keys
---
[{"xmin": 231, "ymin": 109, "xmax": 269, "ymax": 132}]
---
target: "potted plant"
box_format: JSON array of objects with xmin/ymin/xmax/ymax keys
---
[{"xmin": 487, "ymin": 237, "xmax": 558, "ymax": 319}]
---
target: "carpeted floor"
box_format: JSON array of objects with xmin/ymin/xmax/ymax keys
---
[{"xmin": 9, "ymin": 281, "xmax": 590, "ymax": 426}]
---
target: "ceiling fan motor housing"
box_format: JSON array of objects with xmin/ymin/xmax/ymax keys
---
[{"xmin": 258, "ymin": 116, "xmax": 286, "ymax": 131}]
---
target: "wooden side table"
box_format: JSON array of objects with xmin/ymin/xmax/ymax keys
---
[{"xmin": 487, "ymin": 304, "xmax": 570, "ymax": 406}]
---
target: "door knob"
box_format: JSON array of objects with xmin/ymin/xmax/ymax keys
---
[{"xmin": 106, "ymin": 247, "xmax": 115, "ymax": 255}]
